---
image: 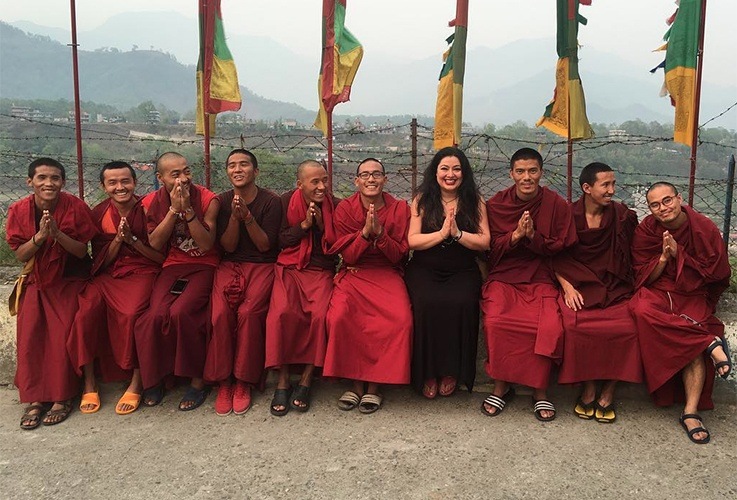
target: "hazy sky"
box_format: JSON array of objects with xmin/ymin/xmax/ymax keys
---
[{"xmin": 2, "ymin": 0, "xmax": 735, "ymax": 87}]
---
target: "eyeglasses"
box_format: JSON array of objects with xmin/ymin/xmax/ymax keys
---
[
  {"xmin": 357, "ymin": 170, "xmax": 385, "ymax": 180},
  {"xmin": 648, "ymin": 195, "xmax": 676, "ymax": 211}
]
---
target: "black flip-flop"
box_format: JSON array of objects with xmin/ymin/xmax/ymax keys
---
[
  {"xmin": 142, "ymin": 384, "xmax": 164, "ymax": 407},
  {"xmin": 270, "ymin": 387, "xmax": 292, "ymax": 417},
  {"xmin": 290, "ymin": 385, "xmax": 312, "ymax": 412},
  {"xmin": 533, "ymin": 399, "xmax": 557, "ymax": 422},
  {"xmin": 178, "ymin": 385, "xmax": 210, "ymax": 411}
]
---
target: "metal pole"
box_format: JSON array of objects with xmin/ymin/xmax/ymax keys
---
[
  {"xmin": 327, "ymin": 111, "xmax": 333, "ymax": 191},
  {"xmin": 411, "ymin": 118, "xmax": 418, "ymax": 197},
  {"xmin": 723, "ymin": 154, "xmax": 735, "ymax": 246},
  {"xmin": 566, "ymin": 139, "xmax": 573, "ymax": 202},
  {"xmin": 687, "ymin": 0, "xmax": 708, "ymax": 206},
  {"xmin": 69, "ymin": 0, "xmax": 84, "ymax": 199},
  {"xmin": 204, "ymin": 114, "xmax": 211, "ymax": 189}
]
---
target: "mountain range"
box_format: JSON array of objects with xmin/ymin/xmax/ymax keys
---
[{"xmin": 3, "ymin": 12, "xmax": 736, "ymax": 129}]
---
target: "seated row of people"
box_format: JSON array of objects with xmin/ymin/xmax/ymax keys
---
[{"xmin": 7, "ymin": 148, "xmax": 731, "ymax": 445}]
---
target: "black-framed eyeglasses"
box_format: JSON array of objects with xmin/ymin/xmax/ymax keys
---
[
  {"xmin": 648, "ymin": 196, "xmax": 676, "ymax": 211},
  {"xmin": 357, "ymin": 171, "xmax": 385, "ymax": 180}
]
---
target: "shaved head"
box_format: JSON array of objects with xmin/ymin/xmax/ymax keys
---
[
  {"xmin": 156, "ymin": 151, "xmax": 186, "ymax": 174},
  {"xmin": 297, "ymin": 159, "xmax": 324, "ymax": 180}
]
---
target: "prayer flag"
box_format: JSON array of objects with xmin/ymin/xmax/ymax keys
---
[
  {"xmin": 536, "ymin": 0, "xmax": 593, "ymax": 140},
  {"xmin": 663, "ymin": 0, "xmax": 701, "ymax": 147},
  {"xmin": 196, "ymin": 0, "xmax": 241, "ymax": 136},
  {"xmin": 434, "ymin": 3, "xmax": 468, "ymax": 150},
  {"xmin": 314, "ymin": 0, "xmax": 363, "ymax": 137}
]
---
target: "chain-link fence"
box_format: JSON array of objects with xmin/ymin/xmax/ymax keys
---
[{"xmin": 1, "ymin": 113, "xmax": 736, "ymax": 272}]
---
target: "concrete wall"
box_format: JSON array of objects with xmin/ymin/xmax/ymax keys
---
[{"xmin": 0, "ymin": 283, "xmax": 735, "ymax": 401}]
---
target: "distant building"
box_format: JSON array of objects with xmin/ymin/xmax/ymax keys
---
[
  {"xmin": 68, "ymin": 110, "xmax": 90, "ymax": 123},
  {"xmin": 147, "ymin": 110, "xmax": 161, "ymax": 124}
]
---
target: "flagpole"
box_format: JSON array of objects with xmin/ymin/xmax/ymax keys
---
[
  {"xmin": 566, "ymin": 70, "xmax": 573, "ymax": 203},
  {"xmin": 687, "ymin": 0, "xmax": 707, "ymax": 206},
  {"xmin": 326, "ymin": 110, "xmax": 333, "ymax": 191},
  {"xmin": 69, "ymin": 0, "xmax": 84, "ymax": 199},
  {"xmin": 204, "ymin": 113, "xmax": 211, "ymax": 189}
]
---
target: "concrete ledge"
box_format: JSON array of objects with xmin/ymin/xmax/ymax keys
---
[{"xmin": 0, "ymin": 281, "xmax": 734, "ymax": 404}]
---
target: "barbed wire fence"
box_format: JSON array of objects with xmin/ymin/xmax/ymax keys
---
[{"xmin": 1, "ymin": 112, "xmax": 735, "ymax": 268}]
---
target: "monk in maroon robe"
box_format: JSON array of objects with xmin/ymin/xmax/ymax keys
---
[
  {"xmin": 324, "ymin": 158, "xmax": 412, "ymax": 414},
  {"xmin": 629, "ymin": 182, "xmax": 731, "ymax": 444},
  {"xmin": 68, "ymin": 161, "xmax": 164, "ymax": 416},
  {"xmin": 6, "ymin": 157, "xmax": 97, "ymax": 429},
  {"xmin": 204, "ymin": 149, "xmax": 281, "ymax": 416},
  {"xmin": 265, "ymin": 160, "xmax": 337, "ymax": 416},
  {"xmin": 134, "ymin": 152, "xmax": 220, "ymax": 411},
  {"xmin": 481, "ymin": 148, "xmax": 577, "ymax": 421},
  {"xmin": 553, "ymin": 162, "xmax": 642, "ymax": 423}
]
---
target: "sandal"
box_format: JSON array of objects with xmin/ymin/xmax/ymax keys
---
[
  {"xmin": 80, "ymin": 390, "xmax": 101, "ymax": 414},
  {"xmin": 439, "ymin": 376, "xmax": 457, "ymax": 397},
  {"xmin": 142, "ymin": 384, "xmax": 164, "ymax": 407},
  {"xmin": 680, "ymin": 413, "xmax": 711, "ymax": 444},
  {"xmin": 574, "ymin": 397, "xmax": 595, "ymax": 420},
  {"xmin": 338, "ymin": 390, "xmax": 361, "ymax": 411},
  {"xmin": 178, "ymin": 385, "xmax": 211, "ymax": 411},
  {"xmin": 481, "ymin": 387, "xmax": 515, "ymax": 417},
  {"xmin": 270, "ymin": 387, "xmax": 292, "ymax": 417},
  {"xmin": 291, "ymin": 385, "xmax": 312, "ymax": 412},
  {"xmin": 422, "ymin": 379, "xmax": 438, "ymax": 399},
  {"xmin": 20, "ymin": 403, "xmax": 48, "ymax": 430},
  {"xmin": 42, "ymin": 400, "xmax": 73, "ymax": 426},
  {"xmin": 115, "ymin": 391, "xmax": 142, "ymax": 415},
  {"xmin": 358, "ymin": 393, "xmax": 383, "ymax": 414},
  {"xmin": 533, "ymin": 399, "xmax": 557, "ymax": 422},
  {"xmin": 595, "ymin": 401, "xmax": 616, "ymax": 423},
  {"xmin": 707, "ymin": 337, "xmax": 732, "ymax": 379}
]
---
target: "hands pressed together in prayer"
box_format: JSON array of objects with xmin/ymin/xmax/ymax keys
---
[
  {"xmin": 660, "ymin": 231, "xmax": 678, "ymax": 262},
  {"xmin": 169, "ymin": 178, "xmax": 191, "ymax": 214},
  {"xmin": 511, "ymin": 210, "xmax": 535, "ymax": 245},
  {"xmin": 231, "ymin": 195, "xmax": 255, "ymax": 225},
  {"xmin": 113, "ymin": 217, "xmax": 139, "ymax": 245},
  {"xmin": 301, "ymin": 202, "xmax": 324, "ymax": 231},
  {"xmin": 439, "ymin": 207, "xmax": 462, "ymax": 241},
  {"xmin": 361, "ymin": 203, "xmax": 384, "ymax": 240}
]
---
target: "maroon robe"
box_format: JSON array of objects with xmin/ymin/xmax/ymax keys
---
[
  {"xmin": 629, "ymin": 205, "xmax": 730, "ymax": 410},
  {"xmin": 134, "ymin": 184, "xmax": 219, "ymax": 389},
  {"xmin": 67, "ymin": 198, "xmax": 160, "ymax": 381},
  {"xmin": 264, "ymin": 190, "xmax": 337, "ymax": 369},
  {"xmin": 554, "ymin": 199, "xmax": 642, "ymax": 384},
  {"xmin": 6, "ymin": 192, "xmax": 97, "ymax": 403},
  {"xmin": 204, "ymin": 188, "xmax": 282, "ymax": 385},
  {"xmin": 323, "ymin": 192, "xmax": 412, "ymax": 384},
  {"xmin": 482, "ymin": 185, "xmax": 577, "ymax": 389}
]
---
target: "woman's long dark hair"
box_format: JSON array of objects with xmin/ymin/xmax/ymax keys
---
[{"xmin": 415, "ymin": 147, "xmax": 481, "ymax": 233}]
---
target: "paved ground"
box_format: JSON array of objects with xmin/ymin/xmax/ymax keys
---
[{"xmin": 1, "ymin": 380, "xmax": 735, "ymax": 499}]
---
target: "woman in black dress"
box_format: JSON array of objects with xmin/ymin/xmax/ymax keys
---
[{"xmin": 405, "ymin": 147, "xmax": 490, "ymax": 398}]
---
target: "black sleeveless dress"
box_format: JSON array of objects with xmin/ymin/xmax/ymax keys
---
[{"xmin": 404, "ymin": 236, "xmax": 481, "ymax": 393}]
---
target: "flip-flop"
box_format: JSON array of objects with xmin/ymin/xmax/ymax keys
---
[
  {"xmin": 358, "ymin": 393, "xmax": 382, "ymax": 414},
  {"xmin": 439, "ymin": 376, "xmax": 457, "ymax": 397},
  {"xmin": 595, "ymin": 401, "xmax": 616, "ymax": 423},
  {"xmin": 79, "ymin": 391, "xmax": 101, "ymax": 414},
  {"xmin": 574, "ymin": 397, "xmax": 595, "ymax": 420},
  {"xmin": 338, "ymin": 390, "xmax": 361, "ymax": 411},
  {"xmin": 533, "ymin": 399, "xmax": 557, "ymax": 422},
  {"xmin": 142, "ymin": 385, "xmax": 164, "ymax": 407},
  {"xmin": 291, "ymin": 385, "xmax": 312, "ymax": 412},
  {"xmin": 178, "ymin": 385, "xmax": 211, "ymax": 411},
  {"xmin": 481, "ymin": 387, "xmax": 515, "ymax": 417},
  {"xmin": 115, "ymin": 391, "xmax": 142, "ymax": 415},
  {"xmin": 270, "ymin": 387, "xmax": 292, "ymax": 417},
  {"xmin": 20, "ymin": 403, "xmax": 48, "ymax": 430},
  {"xmin": 680, "ymin": 413, "xmax": 711, "ymax": 444},
  {"xmin": 42, "ymin": 401, "xmax": 73, "ymax": 426}
]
